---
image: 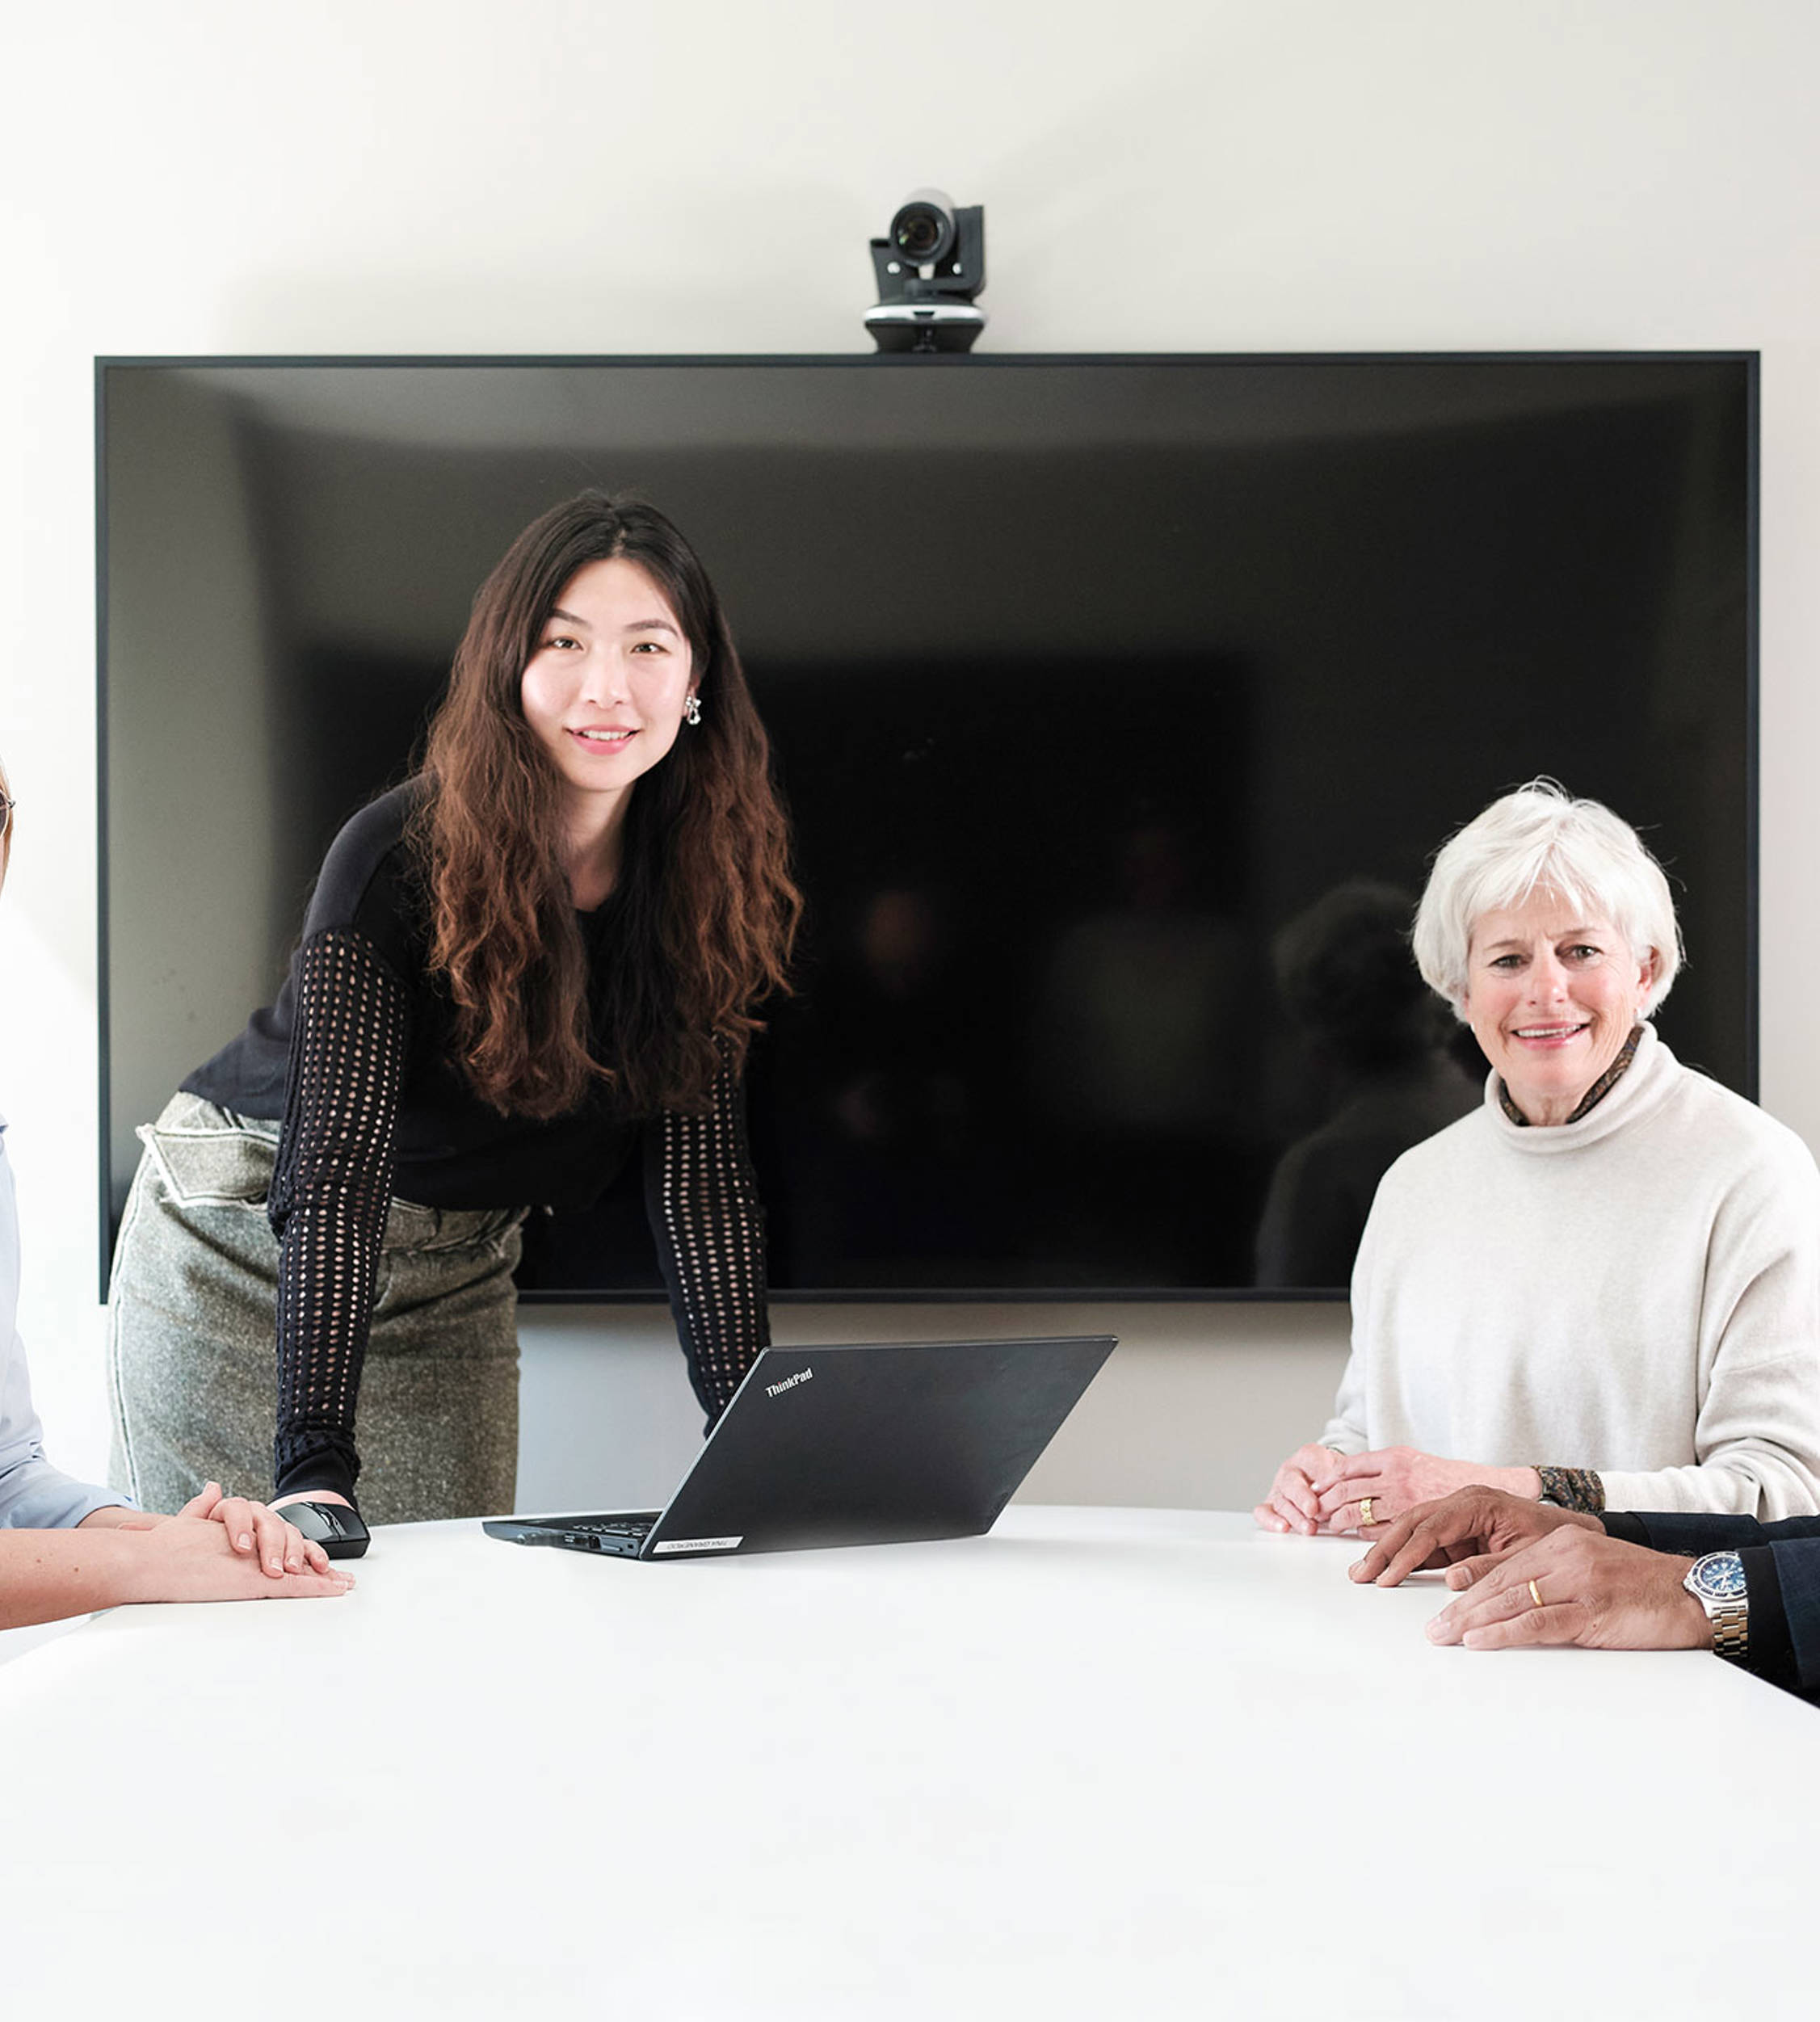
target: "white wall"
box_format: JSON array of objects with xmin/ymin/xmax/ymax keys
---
[{"xmin": 6, "ymin": 0, "xmax": 1819, "ymax": 1514}]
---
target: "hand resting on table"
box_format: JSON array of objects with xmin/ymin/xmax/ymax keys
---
[
  {"xmin": 1347, "ymin": 1486, "xmax": 1708, "ymax": 1657},
  {"xmin": 1255, "ymin": 1446, "xmax": 1544, "ymax": 1536}
]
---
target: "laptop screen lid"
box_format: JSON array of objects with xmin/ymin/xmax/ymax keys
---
[{"xmin": 642, "ymin": 1335, "xmax": 1116, "ymax": 1557}]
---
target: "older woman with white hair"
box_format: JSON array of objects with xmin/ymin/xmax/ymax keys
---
[{"xmin": 1256, "ymin": 779, "xmax": 1820, "ymax": 1536}]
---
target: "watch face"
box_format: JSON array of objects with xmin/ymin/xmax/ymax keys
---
[{"xmin": 1688, "ymin": 1551, "xmax": 1747, "ymax": 1603}]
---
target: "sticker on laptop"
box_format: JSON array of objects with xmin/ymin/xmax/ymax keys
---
[{"xmin": 652, "ymin": 1536, "xmax": 744, "ymax": 1554}]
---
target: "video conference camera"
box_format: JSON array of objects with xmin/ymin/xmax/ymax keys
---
[{"xmin": 864, "ymin": 190, "xmax": 986, "ymax": 354}]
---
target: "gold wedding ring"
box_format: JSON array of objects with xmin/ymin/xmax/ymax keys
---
[
  {"xmin": 1360, "ymin": 1496, "xmax": 1375, "ymax": 1527},
  {"xmin": 1528, "ymin": 1578, "xmax": 1544, "ymax": 1609}
]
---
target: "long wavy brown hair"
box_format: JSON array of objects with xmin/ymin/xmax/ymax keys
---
[{"xmin": 408, "ymin": 491, "xmax": 801, "ymax": 1119}]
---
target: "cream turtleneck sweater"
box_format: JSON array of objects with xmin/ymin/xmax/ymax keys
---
[{"xmin": 1319, "ymin": 1024, "xmax": 1820, "ymax": 1515}]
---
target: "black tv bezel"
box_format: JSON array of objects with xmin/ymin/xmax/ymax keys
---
[{"xmin": 95, "ymin": 349, "xmax": 1762, "ymax": 1304}]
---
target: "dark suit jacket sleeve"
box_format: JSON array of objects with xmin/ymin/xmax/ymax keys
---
[{"xmin": 1601, "ymin": 1511, "xmax": 1820, "ymax": 1700}]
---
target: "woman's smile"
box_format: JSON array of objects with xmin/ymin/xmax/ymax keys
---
[{"xmin": 1509, "ymin": 1019, "xmax": 1588, "ymax": 1045}]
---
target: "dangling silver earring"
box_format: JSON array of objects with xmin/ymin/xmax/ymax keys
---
[{"xmin": 683, "ymin": 693, "xmax": 702, "ymax": 727}]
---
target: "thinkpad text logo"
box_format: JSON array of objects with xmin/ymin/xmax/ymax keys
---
[{"xmin": 765, "ymin": 1367, "xmax": 813, "ymax": 1398}]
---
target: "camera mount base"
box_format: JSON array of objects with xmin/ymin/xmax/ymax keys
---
[{"xmin": 864, "ymin": 301, "xmax": 989, "ymax": 355}]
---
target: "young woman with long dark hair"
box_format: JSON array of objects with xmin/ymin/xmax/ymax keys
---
[{"xmin": 106, "ymin": 494, "xmax": 801, "ymax": 1534}]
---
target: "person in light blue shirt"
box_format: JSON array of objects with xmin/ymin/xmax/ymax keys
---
[
  {"xmin": 0, "ymin": 759, "xmax": 353, "ymax": 1627},
  {"xmin": 0, "ymin": 1104, "xmax": 132, "ymax": 1528}
]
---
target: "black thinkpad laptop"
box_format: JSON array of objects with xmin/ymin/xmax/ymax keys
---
[{"xmin": 481, "ymin": 1335, "xmax": 1116, "ymax": 1561}]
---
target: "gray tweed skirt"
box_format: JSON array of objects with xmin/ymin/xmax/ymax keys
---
[{"xmin": 107, "ymin": 1093, "xmax": 527, "ymax": 1525}]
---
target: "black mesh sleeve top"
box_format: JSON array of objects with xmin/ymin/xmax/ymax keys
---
[{"xmin": 183, "ymin": 787, "xmax": 770, "ymax": 1503}]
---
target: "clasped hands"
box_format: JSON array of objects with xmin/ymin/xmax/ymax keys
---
[
  {"xmin": 82, "ymin": 1481, "xmax": 354, "ymax": 1601},
  {"xmin": 1254, "ymin": 1444, "xmax": 1541, "ymax": 1537},
  {"xmin": 1347, "ymin": 1486, "xmax": 1712, "ymax": 1653}
]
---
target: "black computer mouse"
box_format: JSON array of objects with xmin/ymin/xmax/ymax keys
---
[{"xmin": 278, "ymin": 1499, "xmax": 371, "ymax": 1560}]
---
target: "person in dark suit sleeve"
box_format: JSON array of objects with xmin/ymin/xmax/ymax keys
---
[{"xmin": 1352, "ymin": 1485, "xmax": 1820, "ymax": 1705}]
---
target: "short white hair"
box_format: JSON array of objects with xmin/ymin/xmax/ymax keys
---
[{"xmin": 1411, "ymin": 779, "xmax": 1682, "ymax": 1019}]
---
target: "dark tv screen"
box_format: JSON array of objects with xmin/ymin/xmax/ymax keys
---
[{"xmin": 99, "ymin": 354, "xmax": 1755, "ymax": 1298}]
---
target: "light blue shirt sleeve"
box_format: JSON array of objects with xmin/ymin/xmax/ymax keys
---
[{"xmin": 0, "ymin": 1112, "xmax": 131, "ymax": 1528}]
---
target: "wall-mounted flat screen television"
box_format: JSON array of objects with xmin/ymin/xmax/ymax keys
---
[{"xmin": 98, "ymin": 354, "xmax": 1755, "ymax": 1299}]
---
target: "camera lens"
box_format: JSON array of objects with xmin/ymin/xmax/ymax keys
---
[
  {"xmin": 893, "ymin": 207, "xmax": 946, "ymax": 259},
  {"xmin": 889, "ymin": 191, "xmax": 956, "ymax": 265}
]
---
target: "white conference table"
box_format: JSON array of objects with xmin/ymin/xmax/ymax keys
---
[{"xmin": 2, "ymin": 1505, "xmax": 1815, "ymax": 2020}]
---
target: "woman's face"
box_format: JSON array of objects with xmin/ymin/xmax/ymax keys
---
[
  {"xmin": 519, "ymin": 557, "xmax": 696, "ymax": 822},
  {"xmin": 1461, "ymin": 892, "xmax": 1655, "ymax": 1126}
]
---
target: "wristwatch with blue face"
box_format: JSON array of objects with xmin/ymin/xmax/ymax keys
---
[{"xmin": 1683, "ymin": 1550, "xmax": 1749, "ymax": 1661}]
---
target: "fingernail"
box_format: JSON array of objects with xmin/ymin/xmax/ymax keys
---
[{"xmin": 238, "ymin": 1532, "xmax": 253, "ymax": 1550}]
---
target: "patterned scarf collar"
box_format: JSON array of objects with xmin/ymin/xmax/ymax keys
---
[{"xmin": 1497, "ymin": 1024, "xmax": 1645, "ymax": 1128}]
